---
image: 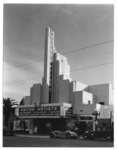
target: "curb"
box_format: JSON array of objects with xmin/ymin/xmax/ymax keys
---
[{"xmin": 15, "ymin": 134, "xmax": 49, "ymax": 138}]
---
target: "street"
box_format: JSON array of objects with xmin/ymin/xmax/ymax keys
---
[{"xmin": 3, "ymin": 136, "xmax": 113, "ymax": 147}]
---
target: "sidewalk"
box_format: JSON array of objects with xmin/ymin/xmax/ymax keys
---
[{"xmin": 15, "ymin": 134, "xmax": 49, "ymax": 138}]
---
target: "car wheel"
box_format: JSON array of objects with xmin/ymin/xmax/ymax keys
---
[
  {"xmin": 50, "ymin": 133, "xmax": 56, "ymax": 138},
  {"xmin": 66, "ymin": 133, "xmax": 71, "ymax": 139}
]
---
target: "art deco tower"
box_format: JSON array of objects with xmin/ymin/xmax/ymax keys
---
[
  {"xmin": 42, "ymin": 27, "xmax": 56, "ymax": 103},
  {"xmin": 42, "ymin": 27, "xmax": 72, "ymax": 104}
]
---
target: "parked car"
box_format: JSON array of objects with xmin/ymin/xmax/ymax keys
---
[
  {"xmin": 83, "ymin": 129, "xmax": 113, "ymax": 141},
  {"xmin": 3, "ymin": 126, "xmax": 14, "ymax": 136},
  {"xmin": 50, "ymin": 130, "xmax": 78, "ymax": 139}
]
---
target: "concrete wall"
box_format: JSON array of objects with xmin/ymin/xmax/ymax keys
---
[
  {"xmin": 88, "ymin": 84, "xmax": 111, "ymax": 106},
  {"xmin": 75, "ymin": 104, "xmax": 96, "ymax": 115},
  {"xmin": 73, "ymin": 91, "xmax": 95, "ymax": 115},
  {"xmin": 42, "ymin": 83, "xmax": 49, "ymax": 104},
  {"xmin": 83, "ymin": 91, "xmax": 93, "ymax": 104},
  {"xmin": 73, "ymin": 91, "xmax": 82, "ymax": 106},
  {"xmin": 24, "ymin": 96, "xmax": 31, "ymax": 105},
  {"xmin": 58, "ymin": 76, "xmax": 71, "ymax": 103},
  {"xmin": 56, "ymin": 53, "xmax": 71, "ymax": 81},
  {"xmin": 96, "ymin": 103, "xmax": 111, "ymax": 119},
  {"xmin": 50, "ymin": 52, "xmax": 72, "ymax": 103},
  {"xmin": 73, "ymin": 81, "xmax": 88, "ymax": 92},
  {"xmin": 72, "ymin": 90, "xmax": 111, "ymax": 118},
  {"xmin": 51, "ymin": 57, "xmax": 59, "ymax": 103},
  {"xmin": 69, "ymin": 82, "xmax": 74, "ymax": 104},
  {"xmin": 30, "ymin": 84, "xmax": 42, "ymax": 104}
]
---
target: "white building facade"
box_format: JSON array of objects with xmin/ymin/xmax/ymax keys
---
[{"xmin": 16, "ymin": 27, "xmax": 113, "ymax": 134}]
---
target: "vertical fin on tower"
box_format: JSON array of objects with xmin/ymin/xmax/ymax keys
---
[{"xmin": 42, "ymin": 27, "xmax": 56, "ymax": 103}]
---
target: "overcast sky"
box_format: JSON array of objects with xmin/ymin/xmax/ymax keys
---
[{"xmin": 3, "ymin": 4, "xmax": 114, "ymax": 103}]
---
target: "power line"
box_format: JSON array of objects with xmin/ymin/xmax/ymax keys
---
[
  {"xmin": 4, "ymin": 40, "xmax": 113, "ymax": 71},
  {"xmin": 4, "ymin": 58, "xmax": 44, "ymax": 71},
  {"xmin": 5, "ymin": 61, "xmax": 113, "ymax": 85},
  {"xmin": 62, "ymin": 40, "xmax": 113, "ymax": 55},
  {"xmin": 70, "ymin": 61, "xmax": 113, "ymax": 72},
  {"xmin": 5, "ymin": 76, "xmax": 42, "ymax": 85}
]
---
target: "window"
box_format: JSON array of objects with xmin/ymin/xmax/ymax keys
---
[{"xmin": 99, "ymin": 102, "xmax": 104, "ymax": 105}]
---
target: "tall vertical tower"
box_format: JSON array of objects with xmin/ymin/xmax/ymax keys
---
[
  {"xmin": 43, "ymin": 27, "xmax": 56, "ymax": 85},
  {"xmin": 42, "ymin": 27, "xmax": 56, "ymax": 103},
  {"xmin": 42, "ymin": 27, "xmax": 72, "ymax": 104}
]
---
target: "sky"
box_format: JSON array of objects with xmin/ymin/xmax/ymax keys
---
[{"xmin": 3, "ymin": 4, "xmax": 114, "ymax": 103}]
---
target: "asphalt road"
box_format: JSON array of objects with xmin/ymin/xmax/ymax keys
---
[{"xmin": 3, "ymin": 136, "xmax": 113, "ymax": 147}]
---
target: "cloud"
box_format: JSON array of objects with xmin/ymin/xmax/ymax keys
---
[
  {"xmin": 3, "ymin": 59, "xmax": 43, "ymax": 84},
  {"xmin": 3, "ymin": 4, "xmax": 113, "ymax": 103},
  {"xmin": 3, "ymin": 84, "xmax": 30, "ymax": 102}
]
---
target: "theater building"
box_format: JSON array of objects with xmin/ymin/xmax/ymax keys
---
[{"xmin": 15, "ymin": 27, "xmax": 113, "ymax": 134}]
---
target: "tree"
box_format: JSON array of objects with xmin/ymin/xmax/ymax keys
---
[
  {"xmin": 3, "ymin": 97, "xmax": 18, "ymax": 127},
  {"xmin": 66, "ymin": 118, "xmax": 76, "ymax": 131}
]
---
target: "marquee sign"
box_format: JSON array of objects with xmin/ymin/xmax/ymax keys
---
[
  {"xmin": 65, "ymin": 107, "xmax": 73, "ymax": 116},
  {"xmin": 19, "ymin": 106, "xmax": 60, "ymax": 117},
  {"xmin": 79, "ymin": 116, "xmax": 93, "ymax": 121}
]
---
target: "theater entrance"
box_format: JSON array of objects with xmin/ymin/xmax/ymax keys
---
[{"xmin": 33, "ymin": 118, "xmax": 66, "ymax": 135}]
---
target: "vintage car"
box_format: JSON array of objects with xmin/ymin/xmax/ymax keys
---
[
  {"xmin": 3, "ymin": 126, "xmax": 14, "ymax": 136},
  {"xmin": 83, "ymin": 129, "xmax": 113, "ymax": 141},
  {"xmin": 50, "ymin": 130, "xmax": 78, "ymax": 139}
]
